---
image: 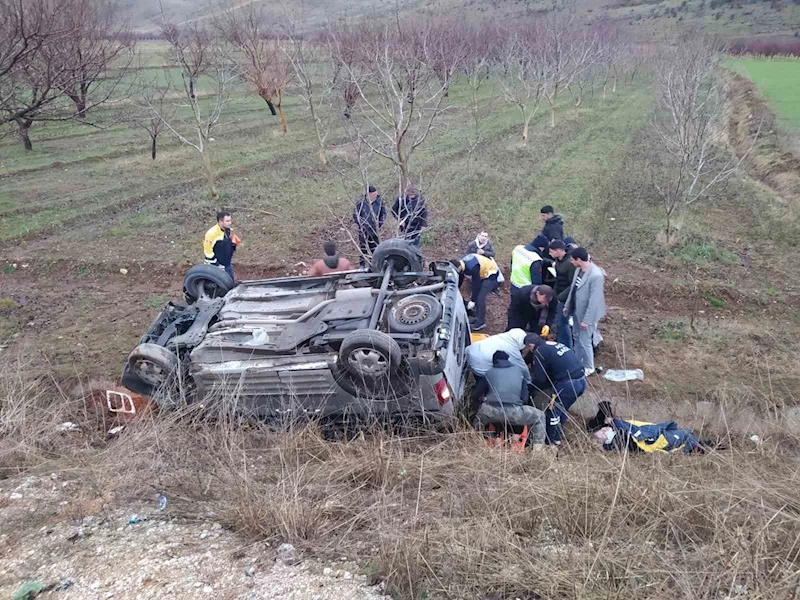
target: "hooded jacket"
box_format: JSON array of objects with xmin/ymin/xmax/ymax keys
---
[
  {"xmin": 472, "ymin": 358, "xmax": 529, "ymax": 407},
  {"xmin": 542, "ymin": 214, "xmax": 565, "ymax": 242},
  {"xmin": 466, "ymin": 329, "xmax": 531, "ymax": 383},
  {"xmin": 607, "ymin": 419, "xmax": 704, "ymax": 454}
]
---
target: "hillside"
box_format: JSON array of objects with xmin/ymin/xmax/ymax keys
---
[{"xmin": 125, "ymin": 0, "xmax": 800, "ymax": 39}]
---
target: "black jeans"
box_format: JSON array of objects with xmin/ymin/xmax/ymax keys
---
[
  {"xmin": 471, "ymin": 274, "xmax": 498, "ymax": 327},
  {"xmin": 358, "ymin": 233, "xmax": 379, "ymax": 266}
]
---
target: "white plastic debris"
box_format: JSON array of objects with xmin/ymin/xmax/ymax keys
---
[
  {"xmin": 244, "ymin": 329, "xmax": 270, "ymax": 347},
  {"xmin": 57, "ymin": 422, "xmax": 80, "ymax": 432},
  {"xmin": 119, "ymin": 268, "xmax": 128, "ymax": 275},
  {"xmin": 750, "ymin": 434, "xmax": 762, "ymax": 445},
  {"xmin": 107, "ymin": 426, "xmax": 125, "ymax": 436},
  {"xmin": 603, "ymin": 369, "xmax": 644, "ymax": 382}
]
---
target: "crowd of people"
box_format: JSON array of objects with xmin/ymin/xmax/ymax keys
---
[{"xmin": 200, "ymin": 190, "xmax": 707, "ymax": 452}]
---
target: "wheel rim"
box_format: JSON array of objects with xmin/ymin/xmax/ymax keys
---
[
  {"xmin": 133, "ymin": 358, "xmax": 168, "ymax": 386},
  {"xmin": 396, "ymin": 301, "xmax": 430, "ymax": 325},
  {"xmin": 348, "ymin": 348, "xmax": 390, "ymax": 377}
]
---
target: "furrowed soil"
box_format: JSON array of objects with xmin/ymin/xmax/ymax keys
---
[{"xmin": 1, "ymin": 71, "xmax": 800, "ymax": 598}]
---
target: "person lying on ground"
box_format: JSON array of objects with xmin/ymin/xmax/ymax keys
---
[
  {"xmin": 465, "ymin": 231, "xmax": 495, "ymax": 258},
  {"xmin": 507, "ymin": 284, "xmax": 555, "ymax": 333},
  {"xmin": 592, "ymin": 418, "xmax": 708, "ymax": 454},
  {"xmin": 466, "ymin": 328, "xmax": 532, "ymax": 385},
  {"xmin": 472, "ymin": 350, "xmax": 545, "ymax": 445},
  {"xmin": 525, "ymin": 334, "xmax": 587, "ymax": 446},
  {"xmin": 307, "ymin": 241, "xmax": 355, "ymax": 276},
  {"xmin": 452, "ymin": 254, "xmax": 503, "ymax": 332}
]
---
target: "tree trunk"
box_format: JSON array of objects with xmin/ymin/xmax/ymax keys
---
[
  {"xmin": 76, "ymin": 100, "xmax": 87, "ymax": 118},
  {"xmin": 263, "ymin": 96, "xmax": 277, "ymax": 116},
  {"xmin": 575, "ymin": 88, "xmax": 583, "ymax": 107},
  {"xmin": 200, "ymin": 150, "xmax": 218, "ymax": 199},
  {"xmin": 151, "ymin": 135, "xmax": 157, "ymax": 160},
  {"xmin": 522, "ymin": 119, "xmax": 529, "ymax": 144},
  {"xmin": 16, "ymin": 119, "xmax": 32, "ymax": 151},
  {"xmin": 276, "ymin": 104, "xmax": 288, "ymax": 134},
  {"xmin": 318, "ymin": 143, "xmax": 327, "ymax": 166},
  {"xmin": 550, "ymin": 85, "xmax": 558, "ymax": 128}
]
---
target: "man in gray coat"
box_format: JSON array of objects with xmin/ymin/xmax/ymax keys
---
[{"xmin": 563, "ymin": 247, "xmax": 605, "ymax": 376}]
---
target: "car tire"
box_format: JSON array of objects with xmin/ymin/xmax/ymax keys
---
[
  {"xmin": 127, "ymin": 343, "xmax": 179, "ymax": 388},
  {"xmin": 388, "ymin": 294, "xmax": 442, "ymax": 333},
  {"xmin": 183, "ymin": 264, "xmax": 234, "ymax": 303},
  {"xmin": 370, "ymin": 239, "xmax": 423, "ymax": 285}
]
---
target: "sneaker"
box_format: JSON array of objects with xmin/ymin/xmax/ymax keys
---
[
  {"xmin": 472, "ymin": 322, "xmax": 486, "ymax": 332},
  {"xmin": 584, "ymin": 367, "xmax": 595, "ymax": 378}
]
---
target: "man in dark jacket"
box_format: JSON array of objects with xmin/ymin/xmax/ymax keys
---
[
  {"xmin": 507, "ymin": 284, "xmax": 555, "ymax": 333},
  {"xmin": 472, "ymin": 350, "xmax": 545, "ymax": 444},
  {"xmin": 353, "ymin": 185, "xmax": 386, "ymax": 266},
  {"xmin": 548, "ymin": 240, "xmax": 576, "ymax": 348},
  {"xmin": 525, "ymin": 334, "xmax": 586, "ymax": 445},
  {"xmin": 392, "ymin": 185, "xmax": 427, "ymax": 245},
  {"xmin": 540, "ymin": 205, "xmax": 565, "ymax": 242}
]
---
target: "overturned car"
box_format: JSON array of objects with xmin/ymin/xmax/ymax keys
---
[{"xmin": 122, "ymin": 240, "xmax": 471, "ymax": 421}]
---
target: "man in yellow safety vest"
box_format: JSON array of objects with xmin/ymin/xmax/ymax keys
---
[{"xmin": 509, "ymin": 241, "xmax": 543, "ymax": 298}]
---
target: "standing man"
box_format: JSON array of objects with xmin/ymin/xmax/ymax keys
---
[
  {"xmin": 509, "ymin": 241, "xmax": 543, "ymax": 298},
  {"xmin": 563, "ymin": 247, "xmax": 605, "ymax": 377},
  {"xmin": 548, "ymin": 240, "xmax": 576, "ymax": 348},
  {"xmin": 353, "ymin": 185, "xmax": 386, "ymax": 266},
  {"xmin": 507, "ymin": 284, "xmax": 555, "ymax": 333},
  {"xmin": 392, "ymin": 184, "xmax": 428, "ymax": 245},
  {"xmin": 539, "ymin": 205, "xmax": 565, "ymax": 242},
  {"xmin": 204, "ymin": 211, "xmax": 239, "ymax": 280},
  {"xmin": 452, "ymin": 254, "xmax": 501, "ymax": 331},
  {"xmin": 525, "ymin": 334, "xmax": 587, "ymax": 446}
]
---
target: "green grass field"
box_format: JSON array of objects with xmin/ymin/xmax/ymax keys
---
[{"xmin": 730, "ymin": 57, "xmax": 800, "ymax": 130}]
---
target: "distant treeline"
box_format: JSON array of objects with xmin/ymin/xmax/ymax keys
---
[{"xmin": 728, "ymin": 36, "xmax": 800, "ymax": 56}]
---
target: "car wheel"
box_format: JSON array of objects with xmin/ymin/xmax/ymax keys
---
[
  {"xmin": 340, "ymin": 329, "xmax": 401, "ymax": 378},
  {"xmin": 388, "ymin": 294, "xmax": 443, "ymax": 333},
  {"xmin": 370, "ymin": 239, "xmax": 423, "ymax": 285},
  {"xmin": 183, "ymin": 264, "xmax": 234, "ymax": 304},
  {"xmin": 127, "ymin": 343, "xmax": 179, "ymax": 388}
]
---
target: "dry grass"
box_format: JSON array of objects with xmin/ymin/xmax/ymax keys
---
[{"xmin": 2, "ymin": 367, "xmax": 800, "ymax": 599}]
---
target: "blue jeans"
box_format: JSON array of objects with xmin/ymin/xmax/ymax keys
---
[
  {"xmin": 556, "ymin": 302, "xmax": 572, "ymax": 348},
  {"xmin": 223, "ymin": 264, "xmax": 234, "ymax": 280},
  {"xmin": 545, "ymin": 377, "xmax": 587, "ymax": 444}
]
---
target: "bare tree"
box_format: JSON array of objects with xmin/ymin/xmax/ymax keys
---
[
  {"xmin": 281, "ymin": 14, "xmax": 333, "ymax": 164},
  {"xmin": 331, "ymin": 18, "xmax": 460, "ymax": 195},
  {"xmin": 153, "ymin": 19, "xmax": 238, "ymax": 199},
  {"xmin": 132, "ymin": 77, "xmax": 175, "ymax": 160},
  {"xmin": 649, "ymin": 37, "xmax": 753, "ymax": 242},
  {"xmin": 217, "ymin": 2, "xmax": 291, "ymax": 133},
  {"xmin": 0, "ymin": 0, "xmax": 80, "ymax": 149},
  {"xmin": 495, "ymin": 23, "xmax": 546, "ymax": 145},
  {"xmin": 539, "ymin": 11, "xmax": 601, "ymax": 128},
  {"xmin": 460, "ymin": 21, "xmax": 495, "ymax": 174},
  {"xmin": 50, "ymin": 0, "xmax": 135, "ymax": 118}
]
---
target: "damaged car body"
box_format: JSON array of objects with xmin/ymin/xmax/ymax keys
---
[{"xmin": 122, "ymin": 240, "xmax": 471, "ymax": 422}]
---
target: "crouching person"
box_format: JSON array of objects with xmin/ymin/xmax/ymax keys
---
[
  {"xmin": 525, "ymin": 334, "xmax": 587, "ymax": 446},
  {"xmin": 472, "ymin": 350, "xmax": 545, "ymax": 446}
]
